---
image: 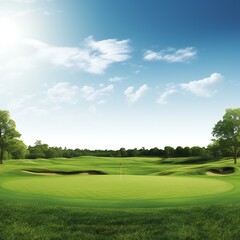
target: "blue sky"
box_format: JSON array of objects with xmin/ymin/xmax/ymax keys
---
[{"xmin": 0, "ymin": 0, "xmax": 240, "ymax": 149}]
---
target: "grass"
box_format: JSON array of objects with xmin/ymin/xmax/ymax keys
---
[
  {"xmin": 1, "ymin": 175, "xmax": 233, "ymax": 208},
  {"xmin": 1, "ymin": 201, "xmax": 240, "ymax": 240},
  {"xmin": 1, "ymin": 156, "xmax": 240, "ymax": 239}
]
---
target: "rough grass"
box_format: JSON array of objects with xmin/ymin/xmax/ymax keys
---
[{"xmin": 1, "ymin": 201, "xmax": 240, "ymax": 240}]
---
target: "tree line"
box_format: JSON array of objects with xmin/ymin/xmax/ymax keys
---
[
  {"xmin": 27, "ymin": 142, "xmax": 208, "ymax": 159},
  {"xmin": 1, "ymin": 108, "xmax": 240, "ymax": 163},
  {"xmin": 4, "ymin": 139, "xmax": 233, "ymax": 161}
]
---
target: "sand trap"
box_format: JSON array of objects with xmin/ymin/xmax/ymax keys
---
[
  {"xmin": 22, "ymin": 170, "xmax": 58, "ymax": 175},
  {"xmin": 22, "ymin": 170, "xmax": 106, "ymax": 175},
  {"xmin": 206, "ymin": 172, "xmax": 228, "ymax": 176},
  {"xmin": 206, "ymin": 167, "xmax": 235, "ymax": 176}
]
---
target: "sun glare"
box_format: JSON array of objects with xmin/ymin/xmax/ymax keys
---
[{"xmin": 0, "ymin": 18, "xmax": 22, "ymax": 51}]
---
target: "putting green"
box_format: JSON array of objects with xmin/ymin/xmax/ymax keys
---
[{"xmin": 2, "ymin": 175, "xmax": 233, "ymax": 201}]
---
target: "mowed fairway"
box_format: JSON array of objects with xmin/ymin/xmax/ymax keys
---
[{"xmin": 0, "ymin": 156, "xmax": 238, "ymax": 208}]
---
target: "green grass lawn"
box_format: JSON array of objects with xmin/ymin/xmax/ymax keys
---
[
  {"xmin": 1, "ymin": 156, "xmax": 240, "ymax": 239},
  {"xmin": 1, "ymin": 175, "xmax": 233, "ymax": 208}
]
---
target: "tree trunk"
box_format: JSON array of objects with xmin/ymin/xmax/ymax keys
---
[
  {"xmin": 234, "ymin": 155, "xmax": 237, "ymax": 164},
  {"xmin": 233, "ymin": 145, "xmax": 239, "ymax": 164},
  {"xmin": 0, "ymin": 148, "xmax": 3, "ymax": 164}
]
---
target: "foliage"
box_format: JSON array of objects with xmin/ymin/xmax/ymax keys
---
[
  {"xmin": 212, "ymin": 108, "xmax": 240, "ymax": 164},
  {"xmin": 0, "ymin": 110, "xmax": 21, "ymax": 164},
  {"xmin": 8, "ymin": 139, "xmax": 28, "ymax": 159},
  {"xmin": 164, "ymin": 146, "xmax": 175, "ymax": 158},
  {"xmin": 26, "ymin": 142, "xmax": 216, "ymax": 160}
]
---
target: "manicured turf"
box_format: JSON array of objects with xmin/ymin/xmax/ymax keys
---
[
  {"xmin": 0, "ymin": 156, "xmax": 239, "ymax": 208},
  {"xmin": 2, "ymin": 175, "xmax": 233, "ymax": 207},
  {"xmin": 1, "ymin": 156, "xmax": 240, "ymax": 239}
]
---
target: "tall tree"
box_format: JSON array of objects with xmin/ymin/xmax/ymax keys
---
[
  {"xmin": 8, "ymin": 139, "xmax": 28, "ymax": 159},
  {"xmin": 191, "ymin": 146, "xmax": 203, "ymax": 156},
  {"xmin": 164, "ymin": 146, "xmax": 175, "ymax": 158},
  {"xmin": 0, "ymin": 110, "xmax": 21, "ymax": 164},
  {"xmin": 212, "ymin": 108, "xmax": 240, "ymax": 164},
  {"xmin": 175, "ymin": 146, "xmax": 184, "ymax": 157}
]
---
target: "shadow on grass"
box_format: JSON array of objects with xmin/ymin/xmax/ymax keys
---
[
  {"xmin": 22, "ymin": 169, "xmax": 107, "ymax": 175},
  {"xmin": 158, "ymin": 157, "xmax": 221, "ymax": 165}
]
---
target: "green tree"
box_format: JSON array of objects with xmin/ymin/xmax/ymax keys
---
[
  {"xmin": 212, "ymin": 108, "xmax": 240, "ymax": 164},
  {"xmin": 183, "ymin": 147, "xmax": 192, "ymax": 157},
  {"xmin": 27, "ymin": 140, "xmax": 49, "ymax": 159},
  {"xmin": 45, "ymin": 147, "xmax": 58, "ymax": 158},
  {"xmin": 8, "ymin": 139, "xmax": 28, "ymax": 159},
  {"xmin": 119, "ymin": 148, "xmax": 127, "ymax": 157},
  {"xmin": 164, "ymin": 146, "xmax": 175, "ymax": 158},
  {"xmin": 149, "ymin": 147, "xmax": 161, "ymax": 157},
  {"xmin": 207, "ymin": 141, "xmax": 223, "ymax": 159},
  {"xmin": 199, "ymin": 148, "xmax": 213, "ymax": 160},
  {"xmin": 0, "ymin": 110, "xmax": 21, "ymax": 164},
  {"xmin": 175, "ymin": 146, "xmax": 184, "ymax": 157},
  {"xmin": 191, "ymin": 146, "xmax": 203, "ymax": 156}
]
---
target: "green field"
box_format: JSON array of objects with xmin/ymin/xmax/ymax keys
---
[{"xmin": 1, "ymin": 156, "xmax": 240, "ymax": 239}]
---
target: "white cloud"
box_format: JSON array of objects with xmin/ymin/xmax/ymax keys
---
[
  {"xmin": 81, "ymin": 84, "xmax": 114, "ymax": 101},
  {"xmin": 143, "ymin": 47, "xmax": 197, "ymax": 63},
  {"xmin": 87, "ymin": 36, "xmax": 130, "ymax": 62},
  {"xmin": 157, "ymin": 73, "xmax": 223, "ymax": 104},
  {"xmin": 24, "ymin": 36, "xmax": 131, "ymax": 74},
  {"xmin": 0, "ymin": 37, "xmax": 131, "ymax": 83},
  {"xmin": 47, "ymin": 82, "xmax": 79, "ymax": 103},
  {"xmin": 179, "ymin": 73, "xmax": 223, "ymax": 97},
  {"xmin": 109, "ymin": 76, "xmax": 127, "ymax": 82},
  {"xmin": 157, "ymin": 87, "xmax": 177, "ymax": 105},
  {"xmin": 124, "ymin": 84, "xmax": 149, "ymax": 103},
  {"xmin": 0, "ymin": 56, "xmax": 35, "ymax": 73}
]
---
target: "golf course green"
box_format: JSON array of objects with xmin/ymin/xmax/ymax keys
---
[
  {"xmin": 1, "ymin": 175, "xmax": 232, "ymax": 205},
  {"xmin": 0, "ymin": 156, "xmax": 239, "ymax": 208},
  {"xmin": 1, "ymin": 156, "xmax": 240, "ymax": 239}
]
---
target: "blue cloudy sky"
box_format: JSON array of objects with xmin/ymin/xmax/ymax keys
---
[{"xmin": 0, "ymin": 0, "xmax": 240, "ymax": 149}]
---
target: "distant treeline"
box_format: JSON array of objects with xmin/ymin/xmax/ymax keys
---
[{"xmin": 24, "ymin": 140, "xmax": 232, "ymax": 160}]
